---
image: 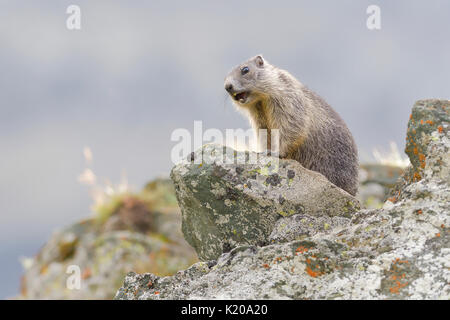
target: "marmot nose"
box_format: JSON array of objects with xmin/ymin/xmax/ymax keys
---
[{"xmin": 225, "ymin": 83, "xmax": 233, "ymax": 93}]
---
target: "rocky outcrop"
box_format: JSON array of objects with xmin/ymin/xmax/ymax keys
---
[
  {"xmin": 389, "ymin": 99, "xmax": 450, "ymax": 201},
  {"xmin": 115, "ymin": 99, "xmax": 449, "ymax": 300},
  {"xmin": 170, "ymin": 144, "xmax": 360, "ymax": 261},
  {"xmin": 18, "ymin": 179, "xmax": 198, "ymax": 299}
]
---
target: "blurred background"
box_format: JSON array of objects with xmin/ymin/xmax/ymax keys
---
[{"xmin": 0, "ymin": 0, "xmax": 449, "ymax": 298}]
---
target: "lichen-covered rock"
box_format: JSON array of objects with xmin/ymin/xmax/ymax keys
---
[
  {"xmin": 18, "ymin": 179, "xmax": 198, "ymax": 299},
  {"xmin": 116, "ymin": 99, "xmax": 449, "ymax": 300},
  {"xmin": 389, "ymin": 99, "xmax": 450, "ymax": 201},
  {"xmin": 268, "ymin": 214, "xmax": 351, "ymax": 244},
  {"xmin": 171, "ymin": 144, "xmax": 360, "ymax": 261},
  {"xmin": 405, "ymin": 99, "xmax": 449, "ymax": 178}
]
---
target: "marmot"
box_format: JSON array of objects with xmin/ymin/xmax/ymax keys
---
[{"xmin": 224, "ymin": 55, "xmax": 359, "ymax": 196}]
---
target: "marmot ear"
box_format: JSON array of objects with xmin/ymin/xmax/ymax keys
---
[{"xmin": 255, "ymin": 55, "xmax": 264, "ymax": 68}]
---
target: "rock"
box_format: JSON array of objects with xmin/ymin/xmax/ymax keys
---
[
  {"xmin": 116, "ymin": 99, "xmax": 449, "ymax": 300},
  {"xmin": 268, "ymin": 214, "xmax": 351, "ymax": 244},
  {"xmin": 102, "ymin": 196, "xmax": 154, "ymax": 233},
  {"xmin": 359, "ymin": 164, "xmax": 404, "ymax": 188},
  {"xmin": 170, "ymin": 144, "xmax": 360, "ymax": 261},
  {"xmin": 389, "ymin": 99, "xmax": 450, "ymax": 201},
  {"xmin": 357, "ymin": 182, "xmax": 387, "ymax": 209},
  {"xmin": 18, "ymin": 179, "xmax": 198, "ymax": 299},
  {"xmin": 405, "ymin": 99, "xmax": 449, "ymax": 179},
  {"xmin": 357, "ymin": 164, "xmax": 405, "ymax": 209}
]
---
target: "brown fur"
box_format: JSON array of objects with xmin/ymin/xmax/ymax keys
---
[{"xmin": 224, "ymin": 55, "xmax": 359, "ymax": 195}]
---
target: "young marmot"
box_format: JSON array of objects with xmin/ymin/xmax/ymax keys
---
[{"xmin": 224, "ymin": 55, "xmax": 358, "ymax": 196}]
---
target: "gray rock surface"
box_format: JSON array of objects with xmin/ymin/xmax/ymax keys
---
[
  {"xmin": 116, "ymin": 99, "xmax": 449, "ymax": 300},
  {"xmin": 170, "ymin": 144, "xmax": 360, "ymax": 261}
]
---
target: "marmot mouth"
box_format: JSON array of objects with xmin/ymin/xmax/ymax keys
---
[{"xmin": 233, "ymin": 91, "xmax": 250, "ymax": 103}]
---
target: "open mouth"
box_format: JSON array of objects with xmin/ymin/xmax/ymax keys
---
[{"xmin": 233, "ymin": 91, "xmax": 250, "ymax": 103}]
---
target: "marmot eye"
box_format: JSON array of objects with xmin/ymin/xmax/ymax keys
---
[{"xmin": 241, "ymin": 66, "xmax": 249, "ymax": 75}]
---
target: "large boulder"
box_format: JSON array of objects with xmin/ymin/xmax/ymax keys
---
[
  {"xmin": 115, "ymin": 99, "xmax": 449, "ymax": 300},
  {"xmin": 170, "ymin": 144, "xmax": 360, "ymax": 261}
]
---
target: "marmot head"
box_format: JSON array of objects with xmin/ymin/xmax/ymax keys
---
[{"xmin": 224, "ymin": 55, "xmax": 269, "ymax": 106}]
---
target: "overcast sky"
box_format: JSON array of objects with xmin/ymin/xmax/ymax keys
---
[{"xmin": 0, "ymin": 1, "xmax": 449, "ymax": 298}]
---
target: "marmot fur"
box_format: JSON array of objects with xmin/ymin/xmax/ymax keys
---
[{"xmin": 224, "ymin": 55, "xmax": 359, "ymax": 195}]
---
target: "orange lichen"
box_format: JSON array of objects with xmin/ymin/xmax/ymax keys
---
[
  {"xmin": 417, "ymin": 209, "xmax": 423, "ymax": 215},
  {"xmin": 273, "ymin": 257, "xmax": 283, "ymax": 263},
  {"xmin": 425, "ymin": 120, "xmax": 434, "ymax": 125},
  {"xmin": 436, "ymin": 233, "xmax": 441, "ymax": 237},
  {"xmin": 413, "ymin": 147, "xmax": 418, "ymax": 155},
  {"xmin": 420, "ymin": 119, "xmax": 424, "ymax": 125},
  {"xmin": 386, "ymin": 258, "xmax": 411, "ymax": 294},
  {"xmin": 438, "ymin": 126, "xmax": 443, "ymax": 133},
  {"xmin": 305, "ymin": 266, "xmax": 321, "ymax": 278},
  {"xmin": 262, "ymin": 263, "xmax": 270, "ymax": 269},
  {"xmin": 413, "ymin": 172, "xmax": 422, "ymax": 181},
  {"xmin": 387, "ymin": 197, "xmax": 397, "ymax": 203},
  {"xmin": 389, "ymin": 280, "xmax": 408, "ymax": 294},
  {"xmin": 394, "ymin": 258, "xmax": 409, "ymax": 264},
  {"xmin": 154, "ymin": 291, "xmax": 160, "ymax": 295},
  {"xmin": 417, "ymin": 153, "xmax": 426, "ymax": 169},
  {"xmin": 295, "ymin": 245, "xmax": 309, "ymax": 254},
  {"xmin": 81, "ymin": 267, "xmax": 92, "ymax": 279}
]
